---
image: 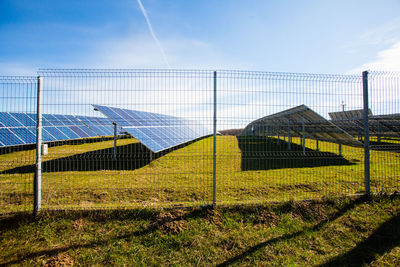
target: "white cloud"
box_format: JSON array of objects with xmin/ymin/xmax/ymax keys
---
[{"xmin": 347, "ymin": 41, "xmax": 400, "ymax": 74}]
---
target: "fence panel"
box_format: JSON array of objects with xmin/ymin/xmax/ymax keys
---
[
  {"xmin": 217, "ymin": 71, "xmax": 365, "ymax": 204},
  {"xmin": 368, "ymin": 72, "xmax": 400, "ymax": 195},
  {"xmin": 1, "ymin": 70, "xmax": 399, "ymax": 214},
  {"xmin": 0, "ymin": 76, "xmax": 38, "ymax": 214},
  {"xmin": 38, "ymin": 69, "xmax": 215, "ymax": 210}
]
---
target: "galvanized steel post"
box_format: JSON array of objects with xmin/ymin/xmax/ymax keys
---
[
  {"xmin": 212, "ymin": 71, "xmax": 217, "ymax": 208},
  {"xmin": 34, "ymin": 76, "xmax": 43, "ymax": 215},
  {"xmin": 363, "ymin": 71, "xmax": 370, "ymax": 195}
]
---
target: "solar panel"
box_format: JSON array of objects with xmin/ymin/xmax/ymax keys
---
[
  {"xmin": 0, "ymin": 112, "xmax": 23, "ymax": 127},
  {"xmin": 9, "ymin": 112, "xmax": 36, "ymax": 126},
  {"xmin": 76, "ymin": 115, "xmax": 123, "ymax": 136},
  {"xmin": 369, "ymin": 114, "xmax": 400, "ymax": 137},
  {"xmin": 0, "ymin": 127, "xmax": 25, "ymax": 146},
  {"xmin": 329, "ymin": 109, "xmax": 373, "ymax": 121},
  {"xmin": 242, "ymin": 105, "xmax": 362, "ymax": 147},
  {"xmin": 329, "ymin": 109, "xmax": 400, "ymax": 138},
  {"xmin": 93, "ymin": 104, "xmax": 212, "ymax": 153},
  {"xmin": 0, "ymin": 111, "xmax": 122, "ymax": 147},
  {"xmin": 9, "ymin": 127, "xmax": 36, "ymax": 144}
]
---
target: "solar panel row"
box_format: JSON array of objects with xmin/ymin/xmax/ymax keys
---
[
  {"xmin": 242, "ymin": 105, "xmax": 362, "ymax": 147},
  {"xmin": 331, "ymin": 115, "xmax": 400, "ymax": 138},
  {"xmin": 93, "ymin": 105, "xmax": 212, "ymax": 153},
  {"xmin": 328, "ymin": 109, "xmax": 400, "ymax": 138},
  {"xmin": 0, "ymin": 112, "xmax": 118, "ymax": 147}
]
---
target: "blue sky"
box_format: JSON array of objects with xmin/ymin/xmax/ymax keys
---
[{"xmin": 1, "ymin": 0, "xmax": 400, "ymax": 75}]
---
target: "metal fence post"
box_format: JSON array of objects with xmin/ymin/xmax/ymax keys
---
[
  {"xmin": 34, "ymin": 76, "xmax": 43, "ymax": 215},
  {"xmin": 363, "ymin": 71, "xmax": 370, "ymax": 195},
  {"xmin": 212, "ymin": 71, "xmax": 217, "ymax": 208}
]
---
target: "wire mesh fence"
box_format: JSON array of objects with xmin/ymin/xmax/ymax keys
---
[
  {"xmin": 0, "ymin": 70, "xmax": 399, "ymax": 214},
  {"xmin": 217, "ymin": 71, "xmax": 365, "ymax": 204},
  {"xmin": 368, "ymin": 71, "xmax": 400, "ymax": 194},
  {"xmin": 37, "ymin": 69, "xmax": 215, "ymax": 210},
  {"xmin": 0, "ymin": 76, "xmax": 38, "ymax": 213}
]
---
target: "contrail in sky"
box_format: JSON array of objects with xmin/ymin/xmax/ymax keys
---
[{"xmin": 136, "ymin": 0, "xmax": 171, "ymax": 68}]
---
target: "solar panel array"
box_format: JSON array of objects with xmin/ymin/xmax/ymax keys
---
[
  {"xmin": 93, "ymin": 104, "xmax": 212, "ymax": 153},
  {"xmin": 242, "ymin": 105, "xmax": 362, "ymax": 147},
  {"xmin": 0, "ymin": 112, "xmax": 118, "ymax": 147},
  {"xmin": 329, "ymin": 109, "xmax": 400, "ymax": 138}
]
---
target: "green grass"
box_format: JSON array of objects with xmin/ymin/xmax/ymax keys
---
[
  {"xmin": 1, "ymin": 195, "xmax": 399, "ymax": 266},
  {"xmin": 0, "ymin": 136, "xmax": 399, "ymax": 213}
]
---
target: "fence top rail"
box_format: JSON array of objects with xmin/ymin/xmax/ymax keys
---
[
  {"xmin": 0, "ymin": 76, "xmax": 38, "ymax": 83},
  {"xmin": 368, "ymin": 71, "xmax": 400, "ymax": 78},
  {"xmin": 38, "ymin": 69, "xmax": 215, "ymax": 77},
  {"xmin": 38, "ymin": 68, "xmax": 364, "ymax": 82}
]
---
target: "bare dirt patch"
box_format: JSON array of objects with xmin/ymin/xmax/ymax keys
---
[{"xmin": 153, "ymin": 209, "xmax": 187, "ymax": 234}]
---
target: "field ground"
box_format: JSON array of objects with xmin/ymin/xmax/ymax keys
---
[
  {"xmin": 0, "ymin": 135, "xmax": 399, "ymax": 213},
  {"xmin": 1, "ymin": 195, "xmax": 399, "ymax": 266}
]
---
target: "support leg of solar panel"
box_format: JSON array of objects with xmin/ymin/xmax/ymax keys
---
[
  {"xmin": 377, "ymin": 121, "xmax": 381, "ymax": 143},
  {"xmin": 316, "ymin": 139, "xmax": 319, "ymax": 151},
  {"xmin": 287, "ymin": 121, "xmax": 291, "ymax": 150},
  {"xmin": 113, "ymin": 122, "xmax": 117, "ymax": 161},
  {"xmin": 277, "ymin": 125, "xmax": 280, "ymax": 146},
  {"xmin": 339, "ymin": 144, "xmax": 342, "ymax": 156},
  {"xmin": 302, "ymin": 118, "xmax": 306, "ymax": 156}
]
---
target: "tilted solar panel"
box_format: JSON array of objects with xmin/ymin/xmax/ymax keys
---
[
  {"xmin": 242, "ymin": 105, "xmax": 362, "ymax": 147},
  {"xmin": 75, "ymin": 115, "xmax": 123, "ymax": 137},
  {"xmin": 0, "ymin": 112, "xmax": 23, "ymax": 127},
  {"xmin": 93, "ymin": 104, "xmax": 212, "ymax": 153},
  {"xmin": 0, "ymin": 127, "xmax": 25, "ymax": 146},
  {"xmin": 0, "ymin": 111, "xmax": 120, "ymax": 147}
]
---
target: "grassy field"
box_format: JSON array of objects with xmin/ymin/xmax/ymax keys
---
[
  {"xmin": 1, "ymin": 195, "xmax": 399, "ymax": 266},
  {"xmin": 0, "ymin": 135, "xmax": 399, "ymax": 213}
]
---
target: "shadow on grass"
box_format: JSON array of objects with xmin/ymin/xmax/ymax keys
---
[
  {"xmin": 237, "ymin": 136, "xmax": 355, "ymax": 171},
  {"xmin": 0, "ymin": 136, "xmax": 118, "ymax": 156},
  {"xmin": 2, "ymin": 137, "xmax": 204, "ymax": 174},
  {"xmin": 2, "ymin": 196, "xmax": 398, "ymax": 266},
  {"xmin": 1, "ymin": 143, "xmax": 157, "ymax": 174},
  {"xmin": 216, "ymin": 196, "xmax": 369, "ymax": 266},
  {"xmin": 217, "ymin": 196, "xmax": 400, "ymax": 266},
  {"xmin": 319, "ymin": 212, "xmax": 400, "ymax": 266},
  {"xmin": 370, "ymin": 140, "xmax": 400, "ymax": 153},
  {"xmin": 0, "ymin": 207, "xmax": 212, "ymax": 266}
]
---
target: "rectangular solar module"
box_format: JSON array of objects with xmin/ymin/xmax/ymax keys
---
[
  {"xmin": 0, "ymin": 111, "xmax": 117, "ymax": 147},
  {"xmin": 329, "ymin": 109, "xmax": 400, "ymax": 138},
  {"xmin": 76, "ymin": 115, "xmax": 124, "ymax": 136},
  {"xmin": 93, "ymin": 104, "xmax": 212, "ymax": 153},
  {"xmin": 242, "ymin": 105, "xmax": 362, "ymax": 147}
]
